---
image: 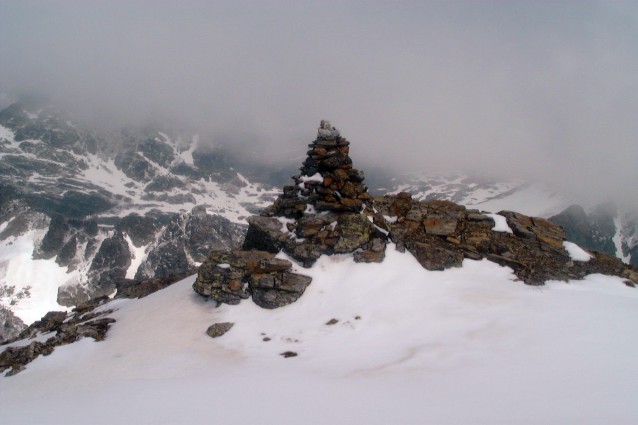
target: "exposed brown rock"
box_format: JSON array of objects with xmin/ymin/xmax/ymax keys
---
[
  {"xmin": 206, "ymin": 322, "xmax": 234, "ymax": 338},
  {"xmin": 1, "ymin": 300, "xmax": 116, "ymax": 376}
]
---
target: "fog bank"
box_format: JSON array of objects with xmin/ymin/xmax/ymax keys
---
[{"xmin": 1, "ymin": 1, "xmax": 637, "ymax": 207}]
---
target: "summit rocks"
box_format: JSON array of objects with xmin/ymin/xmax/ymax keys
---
[
  {"xmin": 373, "ymin": 194, "xmax": 638, "ymax": 286},
  {"xmin": 194, "ymin": 120, "xmax": 638, "ymax": 309},
  {"xmin": 195, "ymin": 121, "xmax": 387, "ymax": 307},
  {"xmin": 267, "ymin": 119, "xmax": 371, "ymax": 217},
  {"xmin": 242, "ymin": 120, "xmax": 386, "ymax": 267}
]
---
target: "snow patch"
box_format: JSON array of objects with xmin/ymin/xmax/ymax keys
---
[
  {"xmin": 563, "ymin": 241, "xmax": 593, "ymax": 262},
  {"xmin": 0, "ymin": 230, "xmax": 73, "ymax": 324},
  {"xmin": 486, "ymin": 213, "xmax": 513, "ymax": 233},
  {"xmin": 123, "ymin": 234, "xmax": 148, "ymax": 279},
  {"xmin": 383, "ymin": 215, "xmax": 398, "ymax": 223},
  {"xmin": 0, "ymin": 124, "xmax": 15, "ymax": 142},
  {"xmin": 613, "ymin": 217, "xmax": 631, "ymax": 264}
]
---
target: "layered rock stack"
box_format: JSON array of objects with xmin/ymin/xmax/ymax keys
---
[
  {"xmin": 269, "ymin": 120, "xmax": 371, "ymax": 217},
  {"xmin": 240, "ymin": 121, "xmax": 387, "ymax": 267}
]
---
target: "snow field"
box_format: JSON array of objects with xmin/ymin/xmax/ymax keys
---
[
  {"xmin": 0, "ymin": 231, "xmax": 73, "ymax": 324},
  {"xmin": 0, "ymin": 125, "xmax": 15, "ymax": 142},
  {"xmin": 2, "ymin": 245, "xmax": 638, "ymax": 424}
]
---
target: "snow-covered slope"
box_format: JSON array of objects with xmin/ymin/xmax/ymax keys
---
[{"xmin": 2, "ymin": 246, "xmax": 637, "ymax": 424}]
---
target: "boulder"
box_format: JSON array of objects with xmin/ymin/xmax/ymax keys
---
[
  {"xmin": 251, "ymin": 272, "xmax": 312, "ymax": 309},
  {"xmin": 194, "ymin": 250, "xmax": 313, "ymax": 309},
  {"xmin": 206, "ymin": 322, "xmax": 234, "ymax": 338}
]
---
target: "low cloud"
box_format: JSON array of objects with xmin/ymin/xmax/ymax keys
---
[{"xmin": 1, "ymin": 1, "xmax": 637, "ymax": 207}]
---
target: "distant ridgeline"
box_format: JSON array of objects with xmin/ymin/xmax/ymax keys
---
[{"xmin": 193, "ymin": 121, "xmax": 638, "ymax": 309}]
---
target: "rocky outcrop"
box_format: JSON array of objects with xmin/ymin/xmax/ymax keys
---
[
  {"xmin": 0, "ymin": 306, "xmax": 26, "ymax": 343},
  {"xmin": 114, "ymin": 274, "xmax": 185, "ymax": 299},
  {"xmin": 0, "ymin": 199, "xmax": 49, "ymax": 240},
  {"xmin": 550, "ymin": 204, "xmax": 617, "ymax": 257},
  {"xmin": 0, "ymin": 297, "xmax": 115, "ymax": 376},
  {"xmin": 373, "ymin": 193, "xmax": 638, "ymax": 286},
  {"xmin": 194, "ymin": 250, "xmax": 311, "ymax": 309},
  {"xmin": 550, "ymin": 203, "xmax": 637, "ymax": 266},
  {"xmin": 135, "ymin": 206, "xmax": 245, "ymax": 280}
]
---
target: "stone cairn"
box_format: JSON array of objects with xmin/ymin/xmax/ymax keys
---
[
  {"xmin": 270, "ymin": 119, "xmax": 371, "ymax": 217},
  {"xmin": 193, "ymin": 121, "xmax": 389, "ymax": 309},
  {"xmin": 242, "ymin": 120, "xmax": 388, "ymax": 267}
]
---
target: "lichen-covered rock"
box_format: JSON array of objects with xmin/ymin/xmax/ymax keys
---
[
  {"xmin": 373, "ymin": 194, "xmax": 638, "ymax": 286},
  {"xmin": 194, "ymin": 250, "xmax": 313, "ymax": 308},
  {"xmin": 251, "ymin": 271, "xmax": 312, "ymax": 309},
  {"xmin": 333, "ymin": 214, "xmax": 375, "ymax": 253}
]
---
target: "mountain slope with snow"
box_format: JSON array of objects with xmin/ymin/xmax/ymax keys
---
[
  {"xmin": 2, "ymin": 247, "xmax": 637, "ymax": 424},
  {"xmin": 0, "ymin": 103, "xmax": 279, "ymax": 331}
]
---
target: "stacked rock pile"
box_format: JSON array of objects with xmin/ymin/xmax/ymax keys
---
[
  {"xmin": 269, "ymin": 120, "xmax": 371, "ymax": 217},
  {"xmin": 237, "ymin": 120, "xmax": 388, "ymax": 267},
  {"xmin": 193, "ymin": 121, "xmax": 388, "ymax": 308}
]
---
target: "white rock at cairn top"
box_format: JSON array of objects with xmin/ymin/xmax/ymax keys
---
[{"xmin": 317, "ymin": 119, "xmax": 340, "ymax": 139}]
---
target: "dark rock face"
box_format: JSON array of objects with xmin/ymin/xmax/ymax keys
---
[
  {"xmin": 115, "ymin": 214, "xmax": 160, "ymax": 247},
  {"xmin": 550, "ymin": 204, "xmax": 617, "ymax": 258},
  {"xmin": 89, "ymin": 231, "xmax": 132, "ymax": 286},
  {"xmin": 136, "ymin": 206, "xmax": 245, "ymax": 280},
  {"xmin": 0, "ymin": 306, "xmax": 26, "ymax": 343},
  {"xmin": 0, "ymin": 200, "xmax": 49, "ymax": 240},
  {"xmin": 194, "ymin": 250, "xmax": 311, "ymax": 308},
  {"xmin": 114, "ymin": 275, "xmax": 184, "ymax": 299},
  {"xmin": 33, "ymin": 215, "xmax": 98, "ymax": 263}
]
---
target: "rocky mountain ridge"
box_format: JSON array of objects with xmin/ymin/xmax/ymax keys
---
[{"xmin": 194, "ymin": 121, "xmax": 637, "ymax": 310}]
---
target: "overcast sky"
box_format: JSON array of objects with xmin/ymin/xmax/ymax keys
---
[{"xmin": 1, "ymin": 1, "xmax": 637, "ymax": 207}]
